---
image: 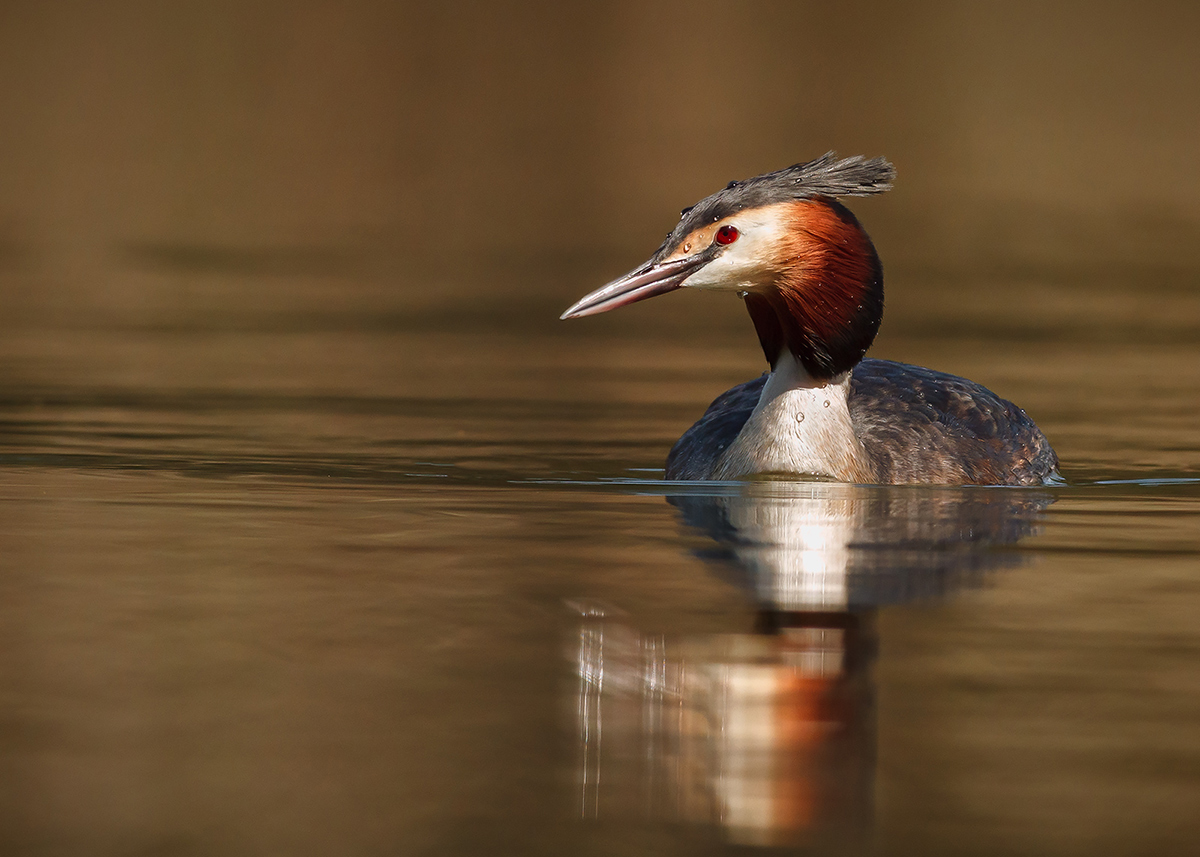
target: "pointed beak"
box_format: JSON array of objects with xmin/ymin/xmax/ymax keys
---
[{"xmin": 560, "ymin": 252, "xmax": 712, "ymax": 320}]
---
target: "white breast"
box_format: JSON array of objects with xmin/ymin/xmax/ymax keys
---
[{"xmin": 712, "ymin": 352, "xmax": 875, "ymax": 482}]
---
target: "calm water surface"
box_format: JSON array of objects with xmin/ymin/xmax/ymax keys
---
[{"xmin": 2, "ymin": 267, "xmax": 1199, "ymax": 855}]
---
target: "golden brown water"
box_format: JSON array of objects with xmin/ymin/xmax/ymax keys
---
[{"xmin": 2, "ymin": 4, "xmax": 1199, "ymax": 855}]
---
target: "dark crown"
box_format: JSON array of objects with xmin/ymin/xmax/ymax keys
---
[{"xmin": 653, "ymin": 153, "xmax": 895, "ymax": 261}]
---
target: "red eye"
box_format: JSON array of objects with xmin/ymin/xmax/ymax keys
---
[{"xmin": 715, "ymin": 224, "xmax": 740, "ymax": 245}]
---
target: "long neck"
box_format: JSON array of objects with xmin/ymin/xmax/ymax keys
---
[{"xmin": 743, "ymin": 197, "xmax": 883, "ymax": 381}]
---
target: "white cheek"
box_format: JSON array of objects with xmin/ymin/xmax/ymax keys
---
[
  {"xmin": 683, "ymin": 252, "xmax": 752, "ymax": 290},
  {"xmin": 681, "ymin": 216, "xmax": 786, "ymax": 291}
]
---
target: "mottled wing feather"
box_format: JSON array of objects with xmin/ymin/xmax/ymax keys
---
[
  {"xmin": 665, "ymin": 359, "xmax": 1058, "ymax": 485},
  {"xmin": 665, "ymin": 375, "xmax": 767, "ymax": 480},
  {"xmin": 848, "ymin": 359, "xmax": 1058, "ymax": 485}
]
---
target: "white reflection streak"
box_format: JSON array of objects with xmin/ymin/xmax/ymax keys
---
[
  {"xmin": 641, "ymin": 634, "xmax": 668, "ymax": 817},
  {"xmin": 787, "ymin": 517, "xmax": 850, "ymax": 608},
  {"xmin": 715, "ymin": 662, "xmax": 779, "ymax": 836},
  {"xmin": 577, "ymin": 621, "xmax": 603, "ymax": 818},
  {"xmin": 726, "ymin": 496, "xmax": 855, "ymax": 610}
]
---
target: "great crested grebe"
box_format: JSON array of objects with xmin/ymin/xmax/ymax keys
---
[{"xmin": 561, "ymin": 153, "xmax": 1058, "ymax": 485}]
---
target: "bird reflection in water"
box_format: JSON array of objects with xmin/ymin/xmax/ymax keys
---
[{"xmin": 570, "ymin": 484, "xmax": 1052, "ymax": 847}]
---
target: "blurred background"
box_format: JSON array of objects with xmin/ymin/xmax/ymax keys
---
[
  {"xmin": 2, "ymin": 1, "xmax": 1198, "ymax": 328},
  {"xmin": 2, "ymin": 3, "xmax": 1199, "ymax": 856}
]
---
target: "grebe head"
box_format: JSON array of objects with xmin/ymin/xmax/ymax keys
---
[{"xmin": 561, "ymin": 152, "xmax": 895, "ymax": 381}]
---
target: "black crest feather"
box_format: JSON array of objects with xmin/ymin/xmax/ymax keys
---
[{"xmin": 654, "ymin": 152, "xmax": 895, "ymax": 261}]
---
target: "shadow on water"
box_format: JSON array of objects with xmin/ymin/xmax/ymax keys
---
[{"xmin": 567, "ymin": 482, "xmax": 1052, "ymax": 848}]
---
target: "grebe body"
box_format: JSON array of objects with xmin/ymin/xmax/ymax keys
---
[{"xmin": 561, "ymin": 154, "xmax": 1058, "ymax": 486}]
